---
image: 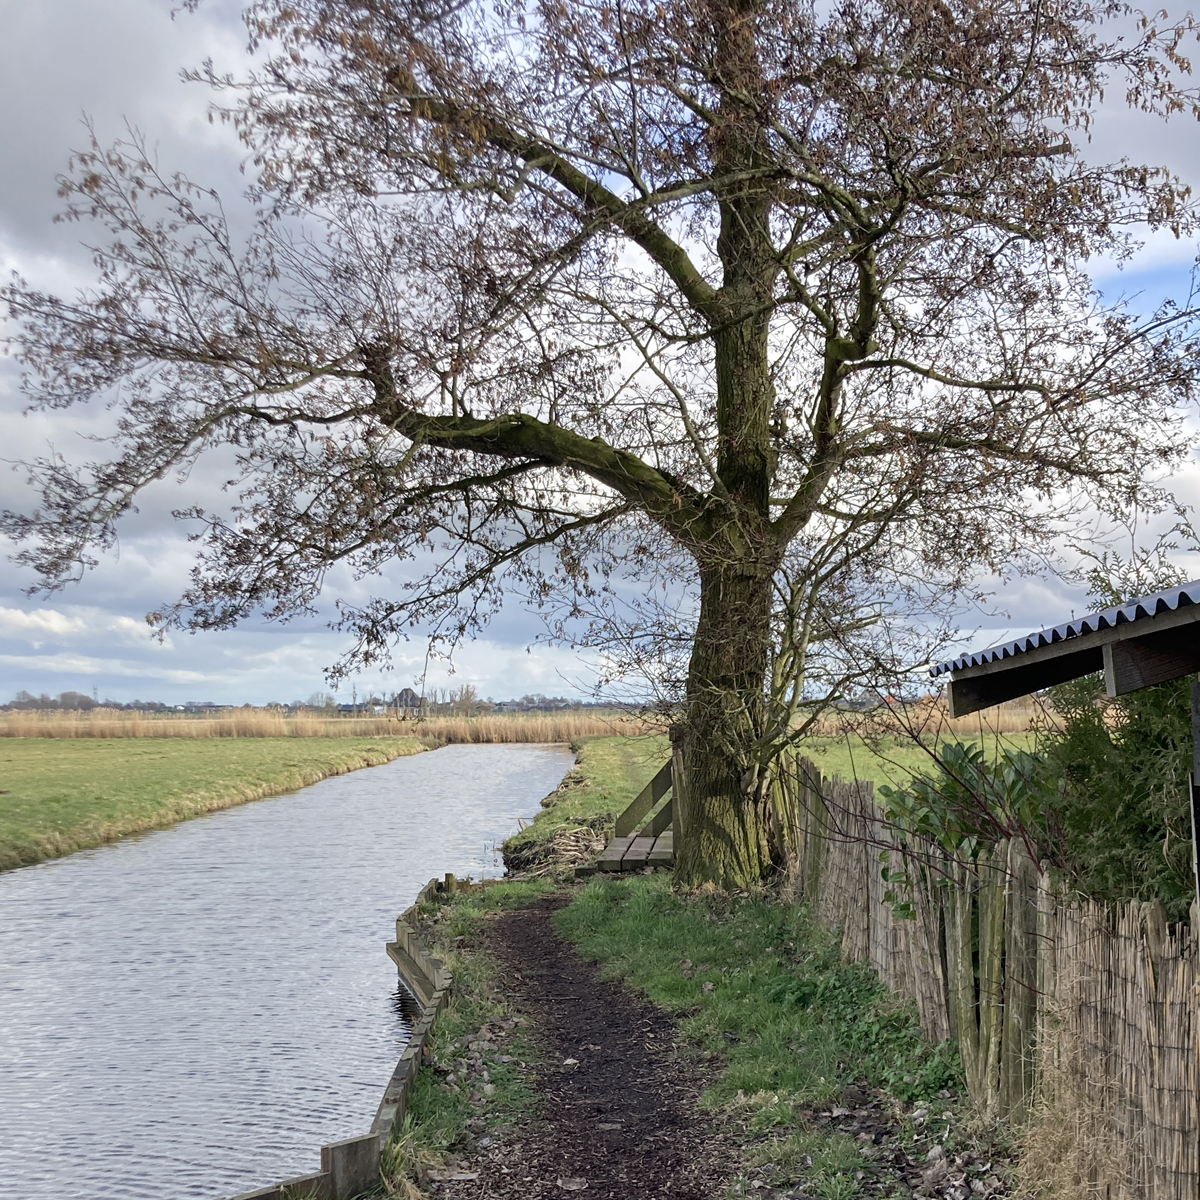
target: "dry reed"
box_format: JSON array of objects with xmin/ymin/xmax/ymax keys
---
[
  {"xmin": 0, "ymin": 707, "xmax": 647, "ymax": 742},
  {"xmin": 1015, "ymin": 953, "xmax": 1130, "ymax": 1200},
  {"xmin": 817, "ymin": 695, "xmax": 1049, "ymax": 739}
]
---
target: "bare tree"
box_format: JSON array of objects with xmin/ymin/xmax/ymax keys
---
[{"xmin": 6, "ymin": 0, "xmax": 1200, "ymax": 885}]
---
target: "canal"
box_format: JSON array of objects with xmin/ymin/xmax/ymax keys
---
[{"xmin": 0, "ymin": 741, "xmax": 572, "ymax": 1199}]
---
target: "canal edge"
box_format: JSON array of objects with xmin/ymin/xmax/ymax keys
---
[{"xmin": 223, "ymin": 875, "xmax": 462, "ymax": 1200}]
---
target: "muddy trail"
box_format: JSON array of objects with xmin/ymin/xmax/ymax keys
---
[
  {"xmin": 430, "ymin": 895, "xmax": 733, "ymax": 1199},
  {"xmin": 420, "ymin": 895, "xmax": 1008, "ymax": 1200}
]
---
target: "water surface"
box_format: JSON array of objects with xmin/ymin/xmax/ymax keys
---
[{"xmin": 0, "ymin": 742, "xmax": 571, "ymax": 1199}]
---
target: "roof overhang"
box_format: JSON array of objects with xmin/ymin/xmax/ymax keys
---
[{"xmin": 932, "ymin": 585, "xmax": 1200, "ymax": 717}]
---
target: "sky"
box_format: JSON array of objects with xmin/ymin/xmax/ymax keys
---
[{"xmin": 3, "ymin": 0, "xmax": 1200, "ymax": 706}]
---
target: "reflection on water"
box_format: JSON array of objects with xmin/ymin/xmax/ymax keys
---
[{"xmin": 0, "ymin": 742, "xmax": 571, "ymax": 1199}]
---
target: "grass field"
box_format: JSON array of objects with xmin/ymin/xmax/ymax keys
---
[
  {"xmin": 0, "ymin": 736, "xmax": 426, "ymax": 871},
  {"xmin": 502, "ymin": 730, "xmax": 1038, "ymax": 872},
  {"xmin": 800, "ymin": 732, "xmax": 1038, "ymax": 789}
]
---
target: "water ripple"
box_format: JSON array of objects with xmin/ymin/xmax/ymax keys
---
[{"xmin": 0, "ymin": 742, "xmax": 571, "ymax": 1199}]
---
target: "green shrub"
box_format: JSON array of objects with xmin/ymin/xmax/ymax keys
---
[
  {"xmin": 1038, "ymin": 672, "xmax": 1195, "ymax": 921},
  {"xmin": 878, "ymin": 740, "xmax": 1053, "ymax": 859},
  {"xmin": 878, "ymin": 700, "xmax": 1195, "ymax": 921}
]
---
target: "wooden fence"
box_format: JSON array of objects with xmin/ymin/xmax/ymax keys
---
[{"xmin": 771, "ymin": 756, "xmax": 1199, "ymax": 1200}]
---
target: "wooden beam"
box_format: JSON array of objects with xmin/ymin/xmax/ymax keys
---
[
  {"xmin": 948, "ymin": 647, "xmax": 1102, "ymax": 717},
  {"xmin": 641, "ymin": 796, "xmax": 673, "ymax": 837},
  {"xmin": 614, "ymin": 760, "xmax": 673, "ymax": 837},
  {"xmin": 1102, "ymin": 622, "xmax": 1200, "ymax": 695},
  {"xmin": 647, "ymin": 834, "xmax": 674, "ymax": 868},
  {"xmin": 946, "ymin": 602, "xmax": 1200, "ymax": 715}
]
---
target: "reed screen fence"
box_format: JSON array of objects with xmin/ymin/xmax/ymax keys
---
[{"xmin": 770, "ymin": 756, "xmax": 1198, "ymax": 1200}]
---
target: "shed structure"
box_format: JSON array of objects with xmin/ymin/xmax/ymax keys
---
[
  {"xmin": 930, "ymin": 578, "xmax": 1200, "ymax": 911},
  {"xmin": 930, "ymin": 580, "xmax": 1200, "ymax": 717}
]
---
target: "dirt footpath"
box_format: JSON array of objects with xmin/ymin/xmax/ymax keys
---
[{"xmin": 433, "ymin": 895, "xmax": 733, "ymax": 1199}]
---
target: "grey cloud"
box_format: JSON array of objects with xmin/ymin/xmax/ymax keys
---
[
  {"xmin": 0, "ymin": 0, "xmax": 247, "ymax": 258},
  {"xmin": 3, "ymin": 0, "xmax": 1200, "ymax": 703}
]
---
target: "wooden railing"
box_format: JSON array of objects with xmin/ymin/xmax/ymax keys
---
[{"xmin": 580, "ymin": 758, "xmax": 676, "ymax": 874}]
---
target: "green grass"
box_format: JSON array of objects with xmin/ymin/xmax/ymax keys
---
[
  {"xmin": 501, "ymin": 733, "xmax": 669, "ymax": 869},
  {"xmin": 557, "ymin": 876, "xmax": 959, "ymax": 1105},
  {"xmin": 0, "ymin": 736, "xmax": 427, "ymax": 871},
  {"xmin": 500, "ymin": 731, "xmax": 1035, "ymax": 873},
  {"xmin": 393, "ymin": 875, "xmax": 970, "ymax": 1198},
  {"xmin": 385, "ymin": 880, "xmax": 554, "ymax": 1192},
  {"xmin": 556, "ymin": 876, "xmax": 962, "ymax": 1197},
  {"xmin": 401, "ymin": 732, "xmax": 1001, "ymax": 1196},
  {"xmin": 802, "ymin": 732, "xmax": 1037, "ymax": 788}
]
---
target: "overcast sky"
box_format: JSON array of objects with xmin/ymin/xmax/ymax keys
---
[{"xmin": 2, "ymin": 0, "xmax": 1200, "ymax": 706}]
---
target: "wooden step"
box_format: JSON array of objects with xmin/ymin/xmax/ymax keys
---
[
  {"xmin": 647, "ymin": 832, "xmax": 674, "ymax": 868},
  {"xmin": 595, "ymin": 835, "xmax": 635, "ymax": 872},
  {"xmin": 622, "ymin": 835, "xmax": 656, "ymax": 869}
]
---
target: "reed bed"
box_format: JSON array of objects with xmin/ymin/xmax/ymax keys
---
[
  {"xmin": 0, "ymin": 707, "xmax": 647, "ymax": 742},
  {"xmin": 416, "ymin": 711, "xmax": 648, "ymax": 743},
  {"xmin": 818, "ymin": 695, "xmax": 1048, "ymax": 739}
]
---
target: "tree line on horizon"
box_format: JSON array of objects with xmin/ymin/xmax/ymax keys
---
[{"xmin": 2, "ymin": 688, "xmax": 616, "ymax": 714}]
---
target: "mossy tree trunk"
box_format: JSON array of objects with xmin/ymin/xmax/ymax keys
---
[
  {"xmin": 675, "ymin": 558, "xmax": 778, "ymax": 888},
  {"xmin": 672, "ymin": 20, "xmax": 784, "ymax": 888}
]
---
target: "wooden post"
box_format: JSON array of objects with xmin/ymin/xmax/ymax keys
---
[
  {"xmin": 1190, "ymin": 680, "xmax": 1200, "ymax": 917},
  {"xmin": 1001, "ymin": 840, "xmax": 1038, "ymax": 1123},
  {"xmin": 799, "ymin": 757, "xmax": 828, "ymax": 902},
  {"xmin": 1186, "ymin": 683, "xmax": 1200, "ymax": 1200},
  {"xmin": 670, "ymin": 743, "xmax": 687, "ymax": 863},
  {"xmin": 1035, "ymin": 861, "xmax": 1057, "ymax": 1105},
  {"xmin": 946, "ymin": 856, "xmax": 982, "ymax": 1102},
  {"xmin": 977, "ymin": 844, "xmax": 1007, "ymax": 1119}
]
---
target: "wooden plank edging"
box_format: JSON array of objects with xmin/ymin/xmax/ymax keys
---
[{"xmin": 222, "ymin": 877, "xmax": 458, "ymax": 1200}]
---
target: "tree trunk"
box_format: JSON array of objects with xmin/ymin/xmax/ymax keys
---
[
  {"xmin": 671, "ymin": 7, "xmax": 780, "ymax": 888},
  {"xmin": 674, "ymin": 558, "xmax": 776, "ymax": 888}
]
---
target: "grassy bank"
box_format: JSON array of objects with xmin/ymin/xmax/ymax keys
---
[
  {"xmin": 398, "ymin": 877, "xmax": 999, "ymax": 1199},
  {"xmin": 392, "ymin": 728, "xmax": 1028, "ymax": 1196},
  {"xmin": 0, "ymin": 736, "xmax": 426, "ymax": 871},
  {"xmin": 502, "ymin": 731, "xmax": 1037, "ymax": 875},
  {"xmin": 557, "ymin": 876, "xmax": 959, "ymax": 1108},
  {"xmin": 386, "ymin": 880, "xmax": 553, "ymax": 1194},
  {"xmin": 557, "ymin": 877, "xmax": 982, "ymax": 1197},
  {"xmin": 501, "ymin": 734, "xmax": 670, "ymax": 872}
]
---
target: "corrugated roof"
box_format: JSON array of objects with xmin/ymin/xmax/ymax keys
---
[{"xmin": 930, "ymin": 580, "xmax": 1200, "ymax": 678}]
